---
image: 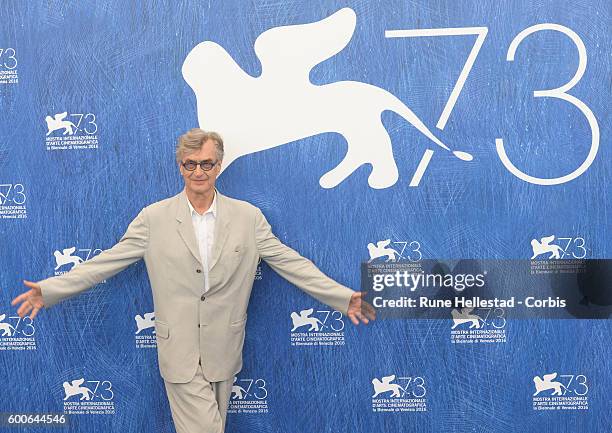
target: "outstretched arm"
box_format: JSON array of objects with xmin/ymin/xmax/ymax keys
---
[
  {"xmin": 11, "ymin": 208, "xmax": 149, "ymax": 316},
  {"xmin": 254, "ymin": 207, "xmax": 375, "ymax": 325}
]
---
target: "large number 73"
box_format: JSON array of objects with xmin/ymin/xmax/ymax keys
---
[{"xmin": 386, "ymin": 24, "xmax": 599, "ymax": 186}]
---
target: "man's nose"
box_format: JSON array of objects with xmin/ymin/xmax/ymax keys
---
[{"xmin": 193, "ymin": 165, "xmax": 206, "ymax": 177}]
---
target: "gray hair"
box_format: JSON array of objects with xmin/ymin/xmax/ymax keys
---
[{"xmin": 176, "ymin": 128, "xmax": 224, "ymax": 164}]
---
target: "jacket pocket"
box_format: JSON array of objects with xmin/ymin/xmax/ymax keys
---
[
  {"xmin": 155, "ymin": 320, "xmax": 170, "ymax": 339},
  {"xmin": 230, "ymin": 317, "xmax": 247, "ymax": 332}
]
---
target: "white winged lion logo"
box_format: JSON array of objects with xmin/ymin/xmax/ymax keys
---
[{"xmin": 183, "ymin": 8, "xmax": 472, "ymax": 189}]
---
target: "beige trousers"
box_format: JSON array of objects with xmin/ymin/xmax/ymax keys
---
[{"xmin": 164, "ymin": 360, "xmax": 233, "ymax": 433}]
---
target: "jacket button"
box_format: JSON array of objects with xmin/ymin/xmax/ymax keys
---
[
  {"xmin": 200, "ymin": 294, "xmax": 206, "ymax": 301},
  {"xmin": 197, "ymin": 324, "xmax": 201, "ymax": 328},
  {"xmin": 196, "ymin": 269, "xmax": 202, "ymax": 273}
]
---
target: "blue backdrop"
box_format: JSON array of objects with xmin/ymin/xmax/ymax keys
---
[{"xmin": 0, "ymin": 1, "xmax": 609, "ymax": 432}]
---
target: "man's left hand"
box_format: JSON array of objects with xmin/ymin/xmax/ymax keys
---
[{"xmin": 347, "ymin": 291, "xmax": 376, "ymax": 325}]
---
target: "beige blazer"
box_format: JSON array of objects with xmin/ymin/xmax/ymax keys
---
[{"xmin": 39, "ymin": 189, "xmax": 354, "ymax": 383}]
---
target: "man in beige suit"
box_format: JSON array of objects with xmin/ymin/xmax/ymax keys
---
[{"xmin": 12, "ymin": 128, "xmax": 375, "ymax": 433}]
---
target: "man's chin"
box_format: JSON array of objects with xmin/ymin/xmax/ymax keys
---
[{"xmin": 186, "ymin": 183, "xmax": 212, "ymax": 194}]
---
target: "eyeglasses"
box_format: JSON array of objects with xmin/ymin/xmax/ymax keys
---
[{"xmin": 181, "ymin": 159, "xmax": 218, "ymax": 171}]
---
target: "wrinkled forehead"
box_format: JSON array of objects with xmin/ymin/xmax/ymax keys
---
[{"xmin": 182, "ymin": 139, "xmax": 218, "ymax": 161}]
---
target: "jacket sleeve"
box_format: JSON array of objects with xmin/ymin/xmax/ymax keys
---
[
  {"xmin": 39, "ymin": 208, "xmax": 149, "ymax": 308},
  {"xmin": 254, "ymin": 207, "xmax": 353, "ymax": 315}
]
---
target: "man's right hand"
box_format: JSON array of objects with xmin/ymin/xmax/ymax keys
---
[{"xmin": 11, "ymin": 280, "xmax": 45, "ymax": 320}]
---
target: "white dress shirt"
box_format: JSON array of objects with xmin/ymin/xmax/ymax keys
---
[{"xmin": 187, "ymin": 191, "xmax": 217, "ymax": 293}]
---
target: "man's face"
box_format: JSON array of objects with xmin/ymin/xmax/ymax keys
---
[{"xmin": 179, "ymin": 139, "xmax": 222, "ymax": 196}]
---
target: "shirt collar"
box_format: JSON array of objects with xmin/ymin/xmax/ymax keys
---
[{"xmin": 187, "ymin": 190, "xmax": 217, "ymax": 217}]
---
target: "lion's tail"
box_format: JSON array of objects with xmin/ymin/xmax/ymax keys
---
[{"xmin": 387, "ymin": 94, "xmax": 473, "ymax": 162}]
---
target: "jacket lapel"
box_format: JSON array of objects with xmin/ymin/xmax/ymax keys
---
[
  {"xmin": 175, "ymin": 190, "xmax": 203, "ymax": 266},
  {"xmin": 209, "ymin": 188, "xmax": 230, "ymax": 271},
  {"xmin": 175, "ymin": 187, "xmax": 230, "ymax": 271}
]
